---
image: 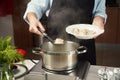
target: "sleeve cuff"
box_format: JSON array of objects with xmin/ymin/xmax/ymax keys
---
[
  {"xmin": 94, "ymin": 13, "xmax": 107, "ymax": 24},
  {"xmin": 23, "ymin": 6, "xmax": 43, "ymax": 24}
]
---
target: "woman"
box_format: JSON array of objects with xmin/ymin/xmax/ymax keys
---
[{"xmin": 23, "ymin": 0, "xmax": 107, "ymax": 65}]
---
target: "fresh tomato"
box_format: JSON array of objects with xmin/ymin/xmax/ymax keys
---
[{"xmin": 17, "ymin": 49, "xmax": 26, "ymax": 57}]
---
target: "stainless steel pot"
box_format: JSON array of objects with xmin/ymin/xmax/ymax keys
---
[{"xmin": 41, "ymin": 41, "xmax": 87, "ymax": 71}]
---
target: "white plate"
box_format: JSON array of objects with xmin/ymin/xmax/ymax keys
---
[{"xmin": 66, "ymin": 24, "xmax": 104, "ymax": 39}]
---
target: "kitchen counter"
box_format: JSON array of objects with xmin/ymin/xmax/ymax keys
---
[
  {"xmin": 86, "ymin": 65, "xmax": 115, "ymax": 80},
  {"xmin": 16, "ymin": 60, "xmax": 117, "ymax": 80}
]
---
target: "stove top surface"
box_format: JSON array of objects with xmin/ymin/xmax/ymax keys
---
[{"xmin": 25, "ymin": 61, "xmax": 90, "ymax": 80}]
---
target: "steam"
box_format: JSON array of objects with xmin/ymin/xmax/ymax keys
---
[{"xmin": 47, "ymin": 7, "xmax": 81, "ymax": 43}]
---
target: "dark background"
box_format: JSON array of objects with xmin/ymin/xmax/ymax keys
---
[{"xmin": 106, "ymin": 0, "xmax": 119, "ymax": 7}]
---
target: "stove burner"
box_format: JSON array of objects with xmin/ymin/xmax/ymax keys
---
[{"xmin": 42, "ymin": 66, "xmax": 75, "ymax": 75}]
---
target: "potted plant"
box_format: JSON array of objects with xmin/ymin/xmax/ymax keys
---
[{"xmin": 0, "ymin": 36, "xmax": 25, "ymax": 80}]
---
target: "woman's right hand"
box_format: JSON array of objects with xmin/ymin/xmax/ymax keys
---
[{"xmin": 27, "ymin": 12, "xmax": 45, "ymax": 36}]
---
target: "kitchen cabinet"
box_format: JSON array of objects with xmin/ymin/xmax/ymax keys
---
[
  {"xmin": 117, "ymin": 7, "xmax": 120, "ymax": 43},
  {"xmin": 95, "ymin": 7, "xmax": 119, "ymax": 44},
  {"xmin": 12, "ymin": 0, "xmax": 33, "ymax": 49},
  {"xmin": 96, "ymin": 43, "xmax": 120, "ymax": 67},
  {"xmin": 12, "ymin": 0, "xmax": 41, "ymax": 59},
  {"xmin": 95, "ymin": 7, "xmax": 120, "ymax": 67}
]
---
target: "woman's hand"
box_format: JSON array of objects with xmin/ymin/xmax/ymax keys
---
[
  {"xmin": 92, "ymin": 16, "xmax": 105, "ymax": 38},
  {"xmin": 27, "ymin": 12, "xmax": 45, "ymax": 36}
]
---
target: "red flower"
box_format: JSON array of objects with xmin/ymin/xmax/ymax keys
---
[{"xmin": 17, "ymin": 49, "xmax": 26, "ymax": 57}]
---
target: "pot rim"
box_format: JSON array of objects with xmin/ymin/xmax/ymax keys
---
[{"xmin": 43, "ymin": 50, "xmax": 76, "ymax": 55}]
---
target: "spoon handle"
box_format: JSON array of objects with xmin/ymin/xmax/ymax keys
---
[{"xmin": 38, "ymin": 28, "xmax": 54, "ymax": 44}]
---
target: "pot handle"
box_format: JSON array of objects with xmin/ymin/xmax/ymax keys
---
[
  {"xmin": 76, "ymin": 46, "xmax": 87, "ymax": 54},
  {"xmin": 32, "ymin": 47, "xmax": 44, "ymax": 56}
]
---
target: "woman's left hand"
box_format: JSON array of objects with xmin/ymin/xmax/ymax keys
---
[{"xmin": 92, "ymin": 16, "xmax": 105, "ymax": 38}]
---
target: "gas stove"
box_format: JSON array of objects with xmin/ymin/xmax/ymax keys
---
[{"xmin": 24, "ymin": 60, "xmax": 90, "ymax": 80}]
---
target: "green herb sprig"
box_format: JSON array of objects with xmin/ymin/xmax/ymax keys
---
[{"xmin": 0, "ymin": 36, "xmax": 24, "ymax": 64}]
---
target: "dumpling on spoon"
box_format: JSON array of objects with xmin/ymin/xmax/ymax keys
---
[{"xmin": 54, "ymin": 38, "xmax": 64, "ymax": 44}]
